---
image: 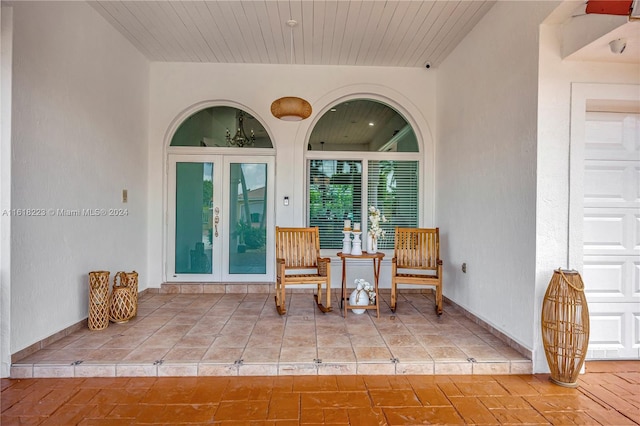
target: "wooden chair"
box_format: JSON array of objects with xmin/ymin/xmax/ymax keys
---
[
  {"xmin": 275, "ymin": 226, "xmax": 332, "ymax": 315},
  {"xmin": 391, "ymin": 227, "xmax": 443, "ymax": 315}
]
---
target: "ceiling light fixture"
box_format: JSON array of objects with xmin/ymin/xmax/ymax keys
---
[
  {"xmin": 270, "ymin": 20, "xmax": 312, "ymax": 121},
  {"xmin": 609, "ymin": 38, "xmax": 627, "ymax": 54},
  {"xmin": 226, "ymin": 111, "xmax": 255, "ymax": 147}
]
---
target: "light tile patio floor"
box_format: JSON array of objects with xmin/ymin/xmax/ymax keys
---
[{"xmin": 11, "ymin": 291, "xmax": 531, "ymax": 378}]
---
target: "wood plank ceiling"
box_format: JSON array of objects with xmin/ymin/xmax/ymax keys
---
[{"xmin": 91, "ymin": 1, "xmax": 496, "ymax": 68}]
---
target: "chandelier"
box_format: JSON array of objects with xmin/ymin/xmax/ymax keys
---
[{"xmin": 226, "ymin": 111, "xmax": 255, "ymax": 147}]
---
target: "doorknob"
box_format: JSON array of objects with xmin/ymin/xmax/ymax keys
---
[{"xmin": 214, "ymin": 207, "xmax": 220, "ymax": 237}]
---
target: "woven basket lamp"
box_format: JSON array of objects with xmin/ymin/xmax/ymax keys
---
[
  {"xmin": 270, "ymin": 21, "xmax": 312, "ymax": 122},
  {"xmin": 270, "ymin": 96, "xmax": 312, "ymax": 121},
  {"xmin": 541, "ymin": 269, "xmax": 590, "ymax": 387},
  {"xmin": 88, "ymin": 271, "xmax": 110, "ymax": 330},
  {"xmin": 109, "ymin": 272, "xmax": 135, "ymax": 323}
]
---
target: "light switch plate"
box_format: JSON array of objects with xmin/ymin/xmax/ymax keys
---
[{"xmin": 122, "ymin": 189, "xmax": 128, "ymax": 203}]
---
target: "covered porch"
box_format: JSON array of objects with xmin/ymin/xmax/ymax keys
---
[{"xmin": 10, "ymin": 289, "xmax": 530, "ymax": 378}]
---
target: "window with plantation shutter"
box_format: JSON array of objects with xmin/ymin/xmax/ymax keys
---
[
  {"xmin": 367, "ymin": 161, "xmax": 419, "ymax": 250},
  {"xmin": 309, "ymin": 160, "xmax": 362, "ymax": 249},
  {"xmin": 307, "ymin": 99, "xmax": 421, "ymax": 250},
  {"xmin": 308, "ymin": 159, "xmax": 419, "ymax": 249}
]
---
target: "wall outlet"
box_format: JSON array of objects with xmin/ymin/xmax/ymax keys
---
[
  {"xmin": 461, "ymin": 262, "xmax": 467, "ymax": 273},
  {"xmin": 122, "ymin": 189, "xmax": 128, "ymax": 203}
]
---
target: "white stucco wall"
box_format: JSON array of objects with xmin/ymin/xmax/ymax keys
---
[
  {"xmin": 148, "ymin": 63, "xmax": 437, "ymax": 287},
  {"xmin": 437, "ymin": 0, "xmax": 639, "ymax": 372},
  {"xmin": 534, "ymin": 22, "xmax": 640, "ymax": 372},
  {"xmin": 1, "ymin": 5, "xmax": 13, "ymax": 378},
  {"xmin": 436, "ymin": 1, "xmax": 559, "ymax": 358},
  {"xmin": 10, "ymin": 2, "xmax": 149, "ymax": 353}
]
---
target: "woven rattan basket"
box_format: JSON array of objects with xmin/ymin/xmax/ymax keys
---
[
  {"xmin": 88, "ymin": 271, "xmax": 110, "ymax": 330},
  {"xmin": 541, "ymin": 269, "xmax": 590, "ymax": 387},
  {"xmin": 109, "ymin": 272, "xmax": 135, "ymax": 323}
]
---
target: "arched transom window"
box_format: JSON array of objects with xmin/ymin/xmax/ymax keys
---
[
  {"xmin": 307, "ymin": 99, "xmax": 420, "ymax": 250},
  {"xmin": 171, "ymin": 106, "xmax": 272, "ymax": 148}
]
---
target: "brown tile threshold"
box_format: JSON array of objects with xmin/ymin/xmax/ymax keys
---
[{"xmin": 4, "ymin": 362, "xmax": 639, "ymax": 425}]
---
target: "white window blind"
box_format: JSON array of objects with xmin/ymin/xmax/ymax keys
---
[
  {"xmin": 309, "ymin": 160, "xmax": 362, "ymax": 249},
  {"xmin": 367, "ymin": 161, "xmax": 419, "ymax": 250},
  {"xmin": 308, "ymin": 159, "xmax": 418, "ymax": 250}
]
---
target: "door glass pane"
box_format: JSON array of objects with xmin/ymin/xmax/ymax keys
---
[
  {"xmin": 229, "ymin": 163, "xmax": 267, "ymax": 274},
  {"xmin": 175, "ymin": 162, "xmax": 213, "ymax": 274}
]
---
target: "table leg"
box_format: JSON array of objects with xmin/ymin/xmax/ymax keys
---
[
  {"xmin": 373, "ymin": 257, "xmax": 381, "ymax": 318},
  {"xmin": 341, "ymin": 257, "xmax": 347, "ymax": 318}
]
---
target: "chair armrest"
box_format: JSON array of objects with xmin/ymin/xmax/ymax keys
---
[
  {"xmin": 317, "ymin": 257, "xmax": 331, "ymax": 277},
  {"xmin": 437, "ymin": 259, "xmax": 443, "ymax": 266},
  {"xmin": 276, "ymin": 258, "xmax": 285, "ymax": 280}
]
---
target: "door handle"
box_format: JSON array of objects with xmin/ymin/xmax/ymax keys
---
[{"xmin": 214, "ymin": 207, "xmax": 220, "ymax": 237}]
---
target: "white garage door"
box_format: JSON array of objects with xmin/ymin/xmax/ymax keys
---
[{"xmin": 583, "ymin": 111, "xmax": 639, "ymax": 360}]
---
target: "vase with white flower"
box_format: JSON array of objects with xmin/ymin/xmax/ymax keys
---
[
  {"xmin": 367, "ymin": 205, "xmax": 387, "ymax": 253},
  {"xmin": 349, "ymin": 278, "xmax": 376, "ymax": 314}
]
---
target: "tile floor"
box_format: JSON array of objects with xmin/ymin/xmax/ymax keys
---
[
  {"xmin": 2, "ymin": 361, "xmax": 638, "ymax": 425},
  {"xmin": 11, "ymin": 290, "xmax": 531, "ymax": 378}
]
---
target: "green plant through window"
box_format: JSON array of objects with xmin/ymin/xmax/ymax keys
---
[{"xmin": 309, "ymin": 160, "xmax": 361, "ymax": 249}]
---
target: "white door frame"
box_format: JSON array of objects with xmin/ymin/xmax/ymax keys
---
[
  {"xmin": 569, "ymin": 82, "xmax": 640, "ymax": 359},
  {"xmin": 166, "ymin": 153, "xmax": 275, "ymax": 283}
]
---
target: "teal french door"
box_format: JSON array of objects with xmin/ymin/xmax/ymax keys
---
[{"xmin": 167, "ymin": 155, "xmax": 274, "ymax": 282}]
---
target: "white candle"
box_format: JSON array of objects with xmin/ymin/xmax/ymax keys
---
[
  {"xmin": 354, "ymin": 222, "xmax": 360, "ymax": 231},
  {"xmin": 344, "ymin": 219, "xmax": 351, "ymax": 230}
]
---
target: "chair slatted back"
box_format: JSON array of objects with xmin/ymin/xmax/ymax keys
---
[
  {"xmin": 394, "ymin": 227, "xmax": 440, "ymax": 270},
  {"xmin": 275, "ymin": 227, "xmax": 320, "ymax": 269}
]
